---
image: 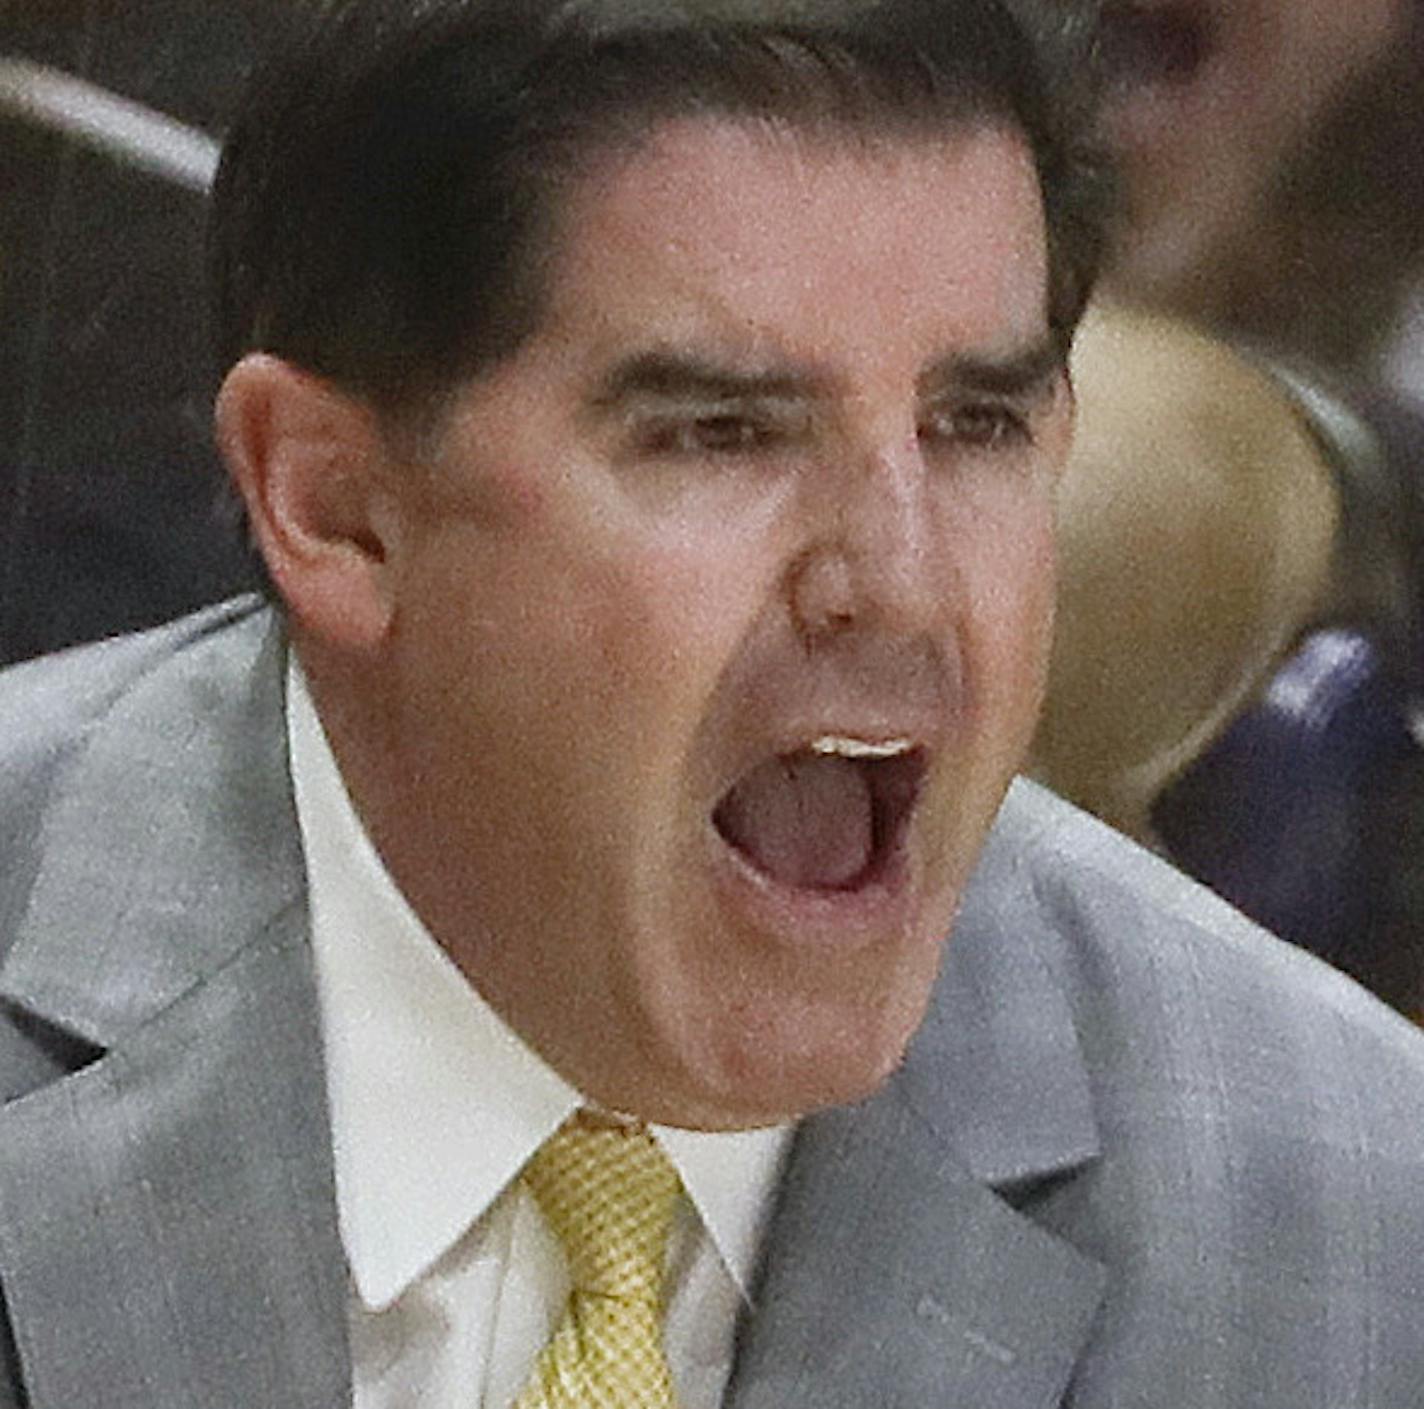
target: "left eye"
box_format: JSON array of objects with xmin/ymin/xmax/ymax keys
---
[{"xmin": 920, "ymin": 403, "xmax": 1031, "ymax": 451}]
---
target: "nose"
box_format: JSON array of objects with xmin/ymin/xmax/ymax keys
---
[{"xmin": 788, "ymin": 435, "xmax": 943, "ymax": 647}]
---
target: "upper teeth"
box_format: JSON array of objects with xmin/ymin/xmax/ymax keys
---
[{"xmin": 809, "ymin": 735, "xmax": 912, "ymax": 759}]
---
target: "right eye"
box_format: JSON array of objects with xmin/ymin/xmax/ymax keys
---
[{"xmin": 637, "ymin": 413, "xmax": 781, "ymax": 458}]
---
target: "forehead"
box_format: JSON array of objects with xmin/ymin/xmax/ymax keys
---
[{"xmin": 537, "ymin": 116, "xmax": 1050, "ymax": 381}]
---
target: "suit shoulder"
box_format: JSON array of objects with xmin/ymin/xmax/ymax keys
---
[
  {"xmin": 0, "ymin": 598, "xmax": 270, "ymax": 764},
  {"xmin": 986, "ymin": 779, "xmax": 1424, "ymax": 1133},
  {"xmin": 0, "ymin": 598, "xmax": 275, "ymax": 929},
  {"xmin": 982, "ymin": 783, "xmax": 1424, "ymax": 1402}
]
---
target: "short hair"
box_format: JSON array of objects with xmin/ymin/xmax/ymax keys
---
[{"xmin": 211, "ymin": 0, "xmax": 1112, "ymax": 420}]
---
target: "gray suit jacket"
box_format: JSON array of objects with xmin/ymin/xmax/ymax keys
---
[{"xmin": 2, "ymin": 598, "xmax": 1423, "ymax": 1408}]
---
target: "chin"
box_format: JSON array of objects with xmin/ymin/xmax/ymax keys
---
[
  {"xmin": 636, "ymin": 970, "xmax": 937, "ymax": 1131},
  {"xmin": 596, "ymin": 793, "xmax": 967, "ymax": 1129}
]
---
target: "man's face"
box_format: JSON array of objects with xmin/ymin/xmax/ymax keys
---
[
  {"xmin": 1100, "ymin": 0, "xmax": 1403, "ymax": 297},
  {"xmin": 362, "ymin": 116, "xmax": 1070, "ymax": 1129}
]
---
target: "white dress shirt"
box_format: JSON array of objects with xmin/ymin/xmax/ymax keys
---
[{"xmin": 286, "ymin": 662, "xmax": 791, "ymax": 1408}]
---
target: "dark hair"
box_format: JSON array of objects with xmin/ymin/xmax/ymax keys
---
[{"xmin": 212, "ymin": 0, "xmax": 1112, "ymax": 419}]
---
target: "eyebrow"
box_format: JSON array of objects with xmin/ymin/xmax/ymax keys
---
[
  {"xmin": 919, "ymin": 336, "xmax": 1067, "ymax": 401},
  {"xmin": 589, "ymin": 351, "xmax": 818, "ymax": 411},
  {"xmin": 587, "ymin": 334, "xmax": 1067, "ymax": 414}
]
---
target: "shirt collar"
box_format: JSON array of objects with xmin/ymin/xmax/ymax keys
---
[{"xmin": 286, "ymin": 660, "xmax": 788, "ymax": 1312}]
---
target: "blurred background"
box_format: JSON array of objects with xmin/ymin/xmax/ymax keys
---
[
  {"xmin": 1032, "ymin": 0, "xmax": 1424, "ymax": 1018},
  {"xmin": 0, "ymin": 0, "xmax": 288, "ymax": 665}
]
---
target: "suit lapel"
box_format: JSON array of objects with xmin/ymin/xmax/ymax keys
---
[
  {"xmin": 726, "ymin": 1091, "xmax": 1104, "ymax": 1409},
  {"xmin": 0, "ymin": 903, "xmax": 349, "ymax": 1409},
  {"xmin": 728, "ymin": 783, "xmax": 1107, "ymax": 1408},
  {"xmin": 0, "ymin": 605, "xmax": 351, "ymax": 1408}
]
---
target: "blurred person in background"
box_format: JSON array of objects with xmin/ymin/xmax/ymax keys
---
[
  {"xmin": 1030, "ymin": 0, "xmax": 1424, "ymax": 1018},
  {"xmin": 1096, "ymin": 0, "xmax": 1422, "ymax": 380}
]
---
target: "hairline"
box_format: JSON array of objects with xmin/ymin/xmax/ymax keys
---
[{"xmin": 380, "ymin": 102, "xmax": 1033, "ymax": 449}]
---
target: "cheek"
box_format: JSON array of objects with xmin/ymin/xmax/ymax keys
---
[
  {"xmin": 578, "ymin": 536, "xmax": 786, "ymax": 774},
  {"xmin": 616, "ymin": 545, "xmax": 771, "ymax": 650},
  {"xmin": 582, "ymin": 487, "xmax": 798, "ymax": 692},
  {"xmin": 945, "ymin": 483, "xmax": 1057, "ymax": 711},
  {"xmin": 395, "ymin": 455, "xmax": 790, "ymax": 730}
]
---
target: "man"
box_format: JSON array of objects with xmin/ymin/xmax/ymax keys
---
[{"xmin": 0, "ymin": 2, "xmax": 1421, "ymax": 1407}]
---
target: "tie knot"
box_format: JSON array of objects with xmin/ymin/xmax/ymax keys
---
[{"xmin": 522, "ymin": 1112, "xmax": 682, "ymax": 1300}]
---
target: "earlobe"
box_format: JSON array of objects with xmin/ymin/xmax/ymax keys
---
[{"xmin": 215, "ymin": 354, "xmax": 397, "ymax": 650}]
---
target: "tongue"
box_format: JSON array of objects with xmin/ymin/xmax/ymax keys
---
[{"xmin": 716, "ymin": 753, "xmax": 872, "ymax": 889}]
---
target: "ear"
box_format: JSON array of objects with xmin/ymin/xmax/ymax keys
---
[{"xmin": 216, "ymin": 354, "xmax": 398, "ymax": 651}]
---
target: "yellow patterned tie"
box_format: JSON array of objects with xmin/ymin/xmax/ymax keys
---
[{"xmin": 513, "ymin": 1111, "xmax": 682, "ymax": 1408}]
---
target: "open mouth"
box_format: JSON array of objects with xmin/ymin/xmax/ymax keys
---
[
  {"xmin": 1099, "ymin": 2, "xmax": 1217, "ymax": 90},
  {"xmin": 711, "ymin": 741, "xmax": 927, "ymax": 894}
]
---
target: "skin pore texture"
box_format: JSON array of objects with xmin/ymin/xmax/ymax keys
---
[{"xmin": 227, "ymin": 116, "xmax": 1073, "ymax": 1131}]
